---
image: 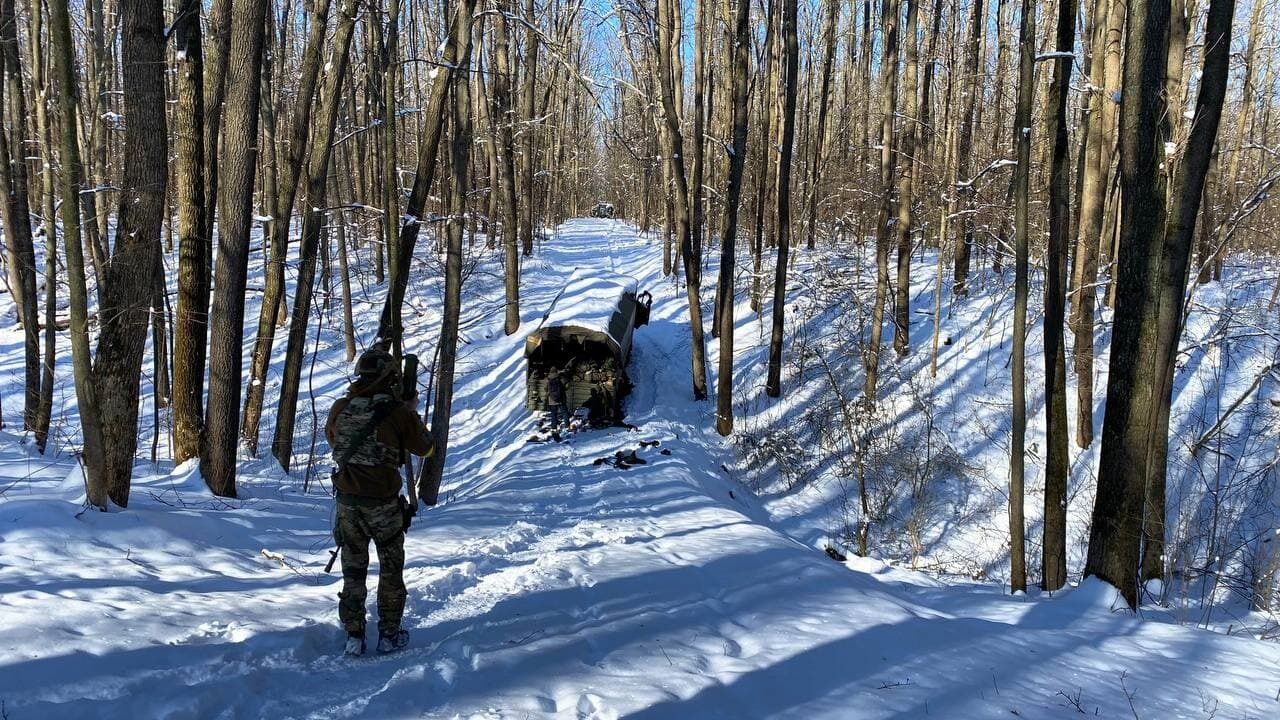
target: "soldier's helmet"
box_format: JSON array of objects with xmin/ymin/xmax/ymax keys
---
[{"xmin": 355, "ymin": 347, "xmax": 397, "ymax": 380}]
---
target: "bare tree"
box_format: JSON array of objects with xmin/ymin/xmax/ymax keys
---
[
  {"xmin": 1009, "ymin": 0, "xmax": 1034, "ymax": 596},
  {"xmin": 1085, "ymin": 0, "xmax": 1171, "ymax": 609},
  {"xmin": 201, "ymin": 0, "xmax": 270, "ymax": 498},
  {"xmin": 1042, "ymin": 0, "xmax": 1077, "ymax": 593},
  {"xmin": 171, "ymin": 0, "xmax": 207, "ymax": 465},
  {"xmin": 420, "ymin": 0, "xmax": 478, "ymax": 506},
  {"xmin": 716, "ymin": 0, "xmax": 751, "ymax": 436},
  {"xmin": 0, "ymin": 0, "xmax": 39, "ymax": 429}
]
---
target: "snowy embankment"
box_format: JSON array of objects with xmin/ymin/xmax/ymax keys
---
[{"xmin": 1, "ymin": 220, "xmax": 1278, "ymax": 718}]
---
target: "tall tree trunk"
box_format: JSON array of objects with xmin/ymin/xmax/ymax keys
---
[
  {"xmin": 91, "ymin": 0, "xmax": 168, "ymax": 507},
  {"xmin": 28, "ymin": 0, "xmax": 56, "ymax": 452},
  {"xmin": 1212, "ymin": 0, "xmax": 1263, "ymax": 281},
  {"xmin": 171, "ymin": 0, "xmax": 207, "ymax": 465},
  {"xmin": 203, "ymin": 0, "xmax": 233, "ymax": 297},
  {"xmin": 864, "ymin": 0, "xmax": 899, "ymax": 402},
  {"xmin": 1084, "ymin": 0, "xmax": 1171, "ymax": 610},
  {"xmin": 952, "ymin": 0, "xmax": 986, "ymax": 296},
  {"xmin": 716, "ymin": 0, "xmax": 751, "ymax": 436},
  {"xmin": 49, "ymin": 0, "xmax": 107, "ymax": 507},
  {"xmin": 519, "ymin": 0, "xmax": 537, "ymax": 257},
  {"xmin": 764, "ymin": 0, "xmax": 800, "ymax": 399},
  {"xmin": 689, "ymin": 0, "xmax": 707, "ymax": 267},
  {"xmin": 0, "ymin": 0, "xmax": 36, "ymax": 425},
  {"xmin": 892, "ymin": 0, "xmax": 919, "ymax": 357},
  {"xmin": 1008, "ymin": 0, "xmax": 1035, "ymax": 596},
  {"xmin": 201, "ymin": 0, "xmax": 269, "ymax": 498},
  {"xmin": 495, "ymin": 0, "xmax": 521, "ymax": 336},
  {"xmin": 1071, "ymin": 0, "xmax": 1110, "ymax": 450},
  {"xmin": 33, "ymin": 212, "xmax": 55, "ymax": 453},
  {"xmin": 271, "ymin": 0, "xmax": 363, "ymax": 470},
  {"xmin": 382, "ymin": 0, "xmax": 402, "ymax": 306},
  {"xmin": 656, "ymin": 0, "xmax": 709, "ymax": 400},
  {"xmin": 750, "ymin": 0, "xmax": 777, "ymax": 314},
  {"xmin": 1141, "ymin": 0, "xmax": 1234, "ymax": 588},
  {"xmin": 377, "ymin": 1, "xmax": 477, "ymax": 342},
  {"xmin": 242, "ymin": 0, "xmax": 334, "ymax": 456},
  {"xmin": 419, "ymin": 0, "xmax": 476, "ymax": 506},
  {"xmin": 0, "ymin": 0, "xmax": 39, "ymax": 429},
  {"xmin": 1042, "ymin": 0, "xmax": 1077, "ymax": 593},
  {"xmin": 803, "ymin": 0, "xmax": 839, "ymax": 251}
]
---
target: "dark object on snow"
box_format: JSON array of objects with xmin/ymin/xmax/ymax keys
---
[
  {"xmin": 525, "ymin": 271, "xmax": 651, "ymax": 427},
  {"xmin": 639, "ymin": 439, "xmax": 661, "ymax": 448},
  {"xmin": 592, "ymin": 201, "xmax": 615, "ymax": 218},
  {"xmin": 595, "ymin": 448, "xmax": 647, "ymax": 470},
  {"xmin": 825, "ymin": 546, "xmax": 848, "ymax": 562},
  {"xmin": 660, "ymin": 448, "xmax": 672, "ymax": 456}
]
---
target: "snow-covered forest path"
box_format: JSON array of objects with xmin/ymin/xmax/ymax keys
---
[{"xmin": 1, "ymin": 220, "xmax": 1278, "ymax": 719}]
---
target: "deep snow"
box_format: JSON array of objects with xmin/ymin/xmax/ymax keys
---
[{"xmin": 0, "ymin": 219, "xmax": 1278, "ymax": 719}]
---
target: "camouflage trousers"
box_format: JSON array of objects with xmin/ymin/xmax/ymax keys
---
[{"xmin": 334, "ymin": 498, "xmax": 406, "ymax": 636}]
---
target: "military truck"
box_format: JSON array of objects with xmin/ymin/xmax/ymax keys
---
[{"xmin": 525, "ymin": 270, "xmax": 651, "ymax": 425}]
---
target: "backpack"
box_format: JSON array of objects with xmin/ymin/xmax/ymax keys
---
[{"xmin": 332, "ymin": 395, "xmax": 401, "ymax": 468}]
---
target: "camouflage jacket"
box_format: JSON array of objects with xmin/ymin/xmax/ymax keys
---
[{"xmin": 325, "ymin": 383, "xmax": 432, "ymax": 500}]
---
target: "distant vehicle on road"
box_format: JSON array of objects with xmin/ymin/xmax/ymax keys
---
[{"xmin": 525, "ymin": 270, "xmax": 651, "ymax": 425}]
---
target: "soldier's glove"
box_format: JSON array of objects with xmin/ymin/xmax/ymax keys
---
[{"xmin": 398, "ymin": 495, "xmax": 415, "ymax": 532}]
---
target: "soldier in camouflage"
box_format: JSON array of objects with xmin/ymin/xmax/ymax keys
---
[{"xmin": 325, "ymin": 347, "xmax": 433, "ymax": 656}]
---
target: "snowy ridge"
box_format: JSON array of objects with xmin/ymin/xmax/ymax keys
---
[{"xmin": 0, "ymin": 220, "xmax": 1278, "ymax": 718}]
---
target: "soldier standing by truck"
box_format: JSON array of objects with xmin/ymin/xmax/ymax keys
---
[{"xmin": 325, "ymin": 347, "xmax": 433, "ymax": 656}]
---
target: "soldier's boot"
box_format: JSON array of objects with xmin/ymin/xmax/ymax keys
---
[
  {"xmin": 344, "ymin": 631, "xmax": 366, "ymax": 657},
  {"xmin": 376, "ymin": 629, "xmax": 410, "ymax": 654}
]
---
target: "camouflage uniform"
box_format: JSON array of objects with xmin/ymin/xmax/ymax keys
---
[
  {"xmin": 326, "ymin": 348, "xmax": 433, "ymax": 643},
  {"xmin": 334, "ymin": 498, "xmax": 406, "ymax": 635}
]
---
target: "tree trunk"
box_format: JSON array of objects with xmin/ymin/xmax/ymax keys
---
[
  {"xmin": 0, "ymin": 0, "xmax": 39, "ymax": 429},
  {"xmin": 49, "ymin": 0, "xmax": 107, "ymax": 507},
  {"xmin": 750, "ymin": 0, "xmax": 777, "ymax": 314},
  {"xmin": 1141, "ymin": 0, "xmax": 1235, "ymax": 588},
  {"xmin": 864, "ymin": 0, "xmax": 899, "ymax": 402},
  {"xmin": 203, "ymin": 0, "xmax": 233, "ymax": 297},
  {"xmin": 764, "ymin": 0, "xmax": 800, "ymax": 399},
  {"xmin": 378, "ymin": 1, "xmax": 477, "ymax": 343},
  {"xmin": 656, "ymin": 0, "xmax": 709, "ymax": 401},
  {"xmin": 1084, "ymin": 0, "xmax": 1171, "ymax": 610},
  {"xmin": 689, "ymin": 0, "xmax": 707, "ymax": 267},
  {"xmin": 419, "ymin": 0, "xmax": 476, "ymax": 506},
  {"xmin": 1008, "ymin": 0, "xmax": 1035, "ymax": 596},
  {"xmin": 519, "ymin": 0, "xmax": 537, "ymax": 257},
  {"xmin": 803, "ymin": 0, "xmax": 838, "ymax": 251},
  {"xmin": 201, "ymin": 0, "xmax": 269, "ymax": 498},
  {"xmin": 90, "ymin": 0, "xmax": 168, "ymax": 507},
  {"xmin": 242, "ymin": 0, "xmax": 335, "ymax": 456},
  {"xmin": 271, "ymin": 0, "xmax": 363, "ymax": 470},
  {"xmin": 716, "ymin": 0, "xmax": 751, "ymax": 437},
  {"xmin": 495, "ymin": 0, "xmax": 521, "ymax": 336},
  {"xmin": 1071, "ymin": 0, "xmax": 1110, "ymax": 450},
  {"xmin": 28, "ymin": 0, "xmax": 57, "ymax": 453},
  {"xmin": 892, "ymin": 0, "xmax": 919, "ymax": 357},
  {"xmin": 171, "ymin": 0, "xmax": 207, "ymax": 465},
  {"xmin": 952, "ymin": 0, "xmax": 986, "ymax": 296},
  {"xmin": 1042, "ymin": 0, "xmax": 1077, "ymax": 593}
]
